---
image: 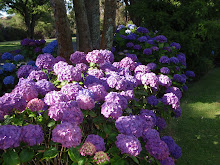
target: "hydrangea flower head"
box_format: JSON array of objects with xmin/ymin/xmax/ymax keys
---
[
  {"xmin": 140, "ymin": 109, "xmax": 156, "ymax": 128},
  {"xmin": 173, "ymin": 74, "xmax": 186, "ymax": 83},
  {"xmin": 170, "ymin": 57, "xmax": 179, "ymax": 64},
  {"xmin": 101, "ymin": 102, "xmax": 123, "ymax": 119},
  {"xmin": 160, "ymin": 157, "xmax": 175, "ymax": 165},
  {"xmin": 166, "ymin": 86, "xmax": 182, "ymax": 99},
  {"xmin": 137, "ymin": 27, "xmax": 149, "ymax": 33},
  {"xmin": 53, "ymin": 61, "xmax": 69, "ymax": 75},
  {"xmin": 177, "ymin": 53, "xmax": 186, "ymax": 67},
  {"xmin": 126, "ymin": 42, "xmax": 134, "ymax": 48},
  {"xmin": 126, "ymin": 53, "xmax": 138, "ymax": 61},
  {"xmin": 35, "ymin": 53, "xmax": 55, "ymax": 70},
  {"xmin": 93, "ymin": 151, "xmax": 110, "ymax": 164},
  {"xmin": 126, "ymin": 33, "xmax": 137, "ymax": 40},
  {"xmin": 44, "ymin": 91, "xmax": 68, "ymax": 106},
  {"xmin": 156, "ymin": 116, "xmax": 167, "ymax": 131},
  {"xmin": 76, "ymin": 89, "xmax": 95, "ymax": 110},
  {"xmin": 159, "ymin": 56, "xmax": 170, "ymax": 64},
  {"xmin": 61, "ymin": 83, "xmax": 83, "ymax": 101},
  {"xmin": 115, "ymin": 134, "xmax": 142, "ymax": 156},
  {"xmin": 86, "ymin": 50, "xmax": 105, "ymax": 64},
  {"xmin": 185, "ymin": 70, "xmax": 195, "ymax": 78},
  {"xmin": 79, "ymin": 142, "xmax": 96, "ymax": 156},
  {"xmin": 160, "ymin": 67, "xmax": 170, "ymax": 74},
  {"xmin": 119, "ymin": 57, "xmax": 136, "ymax": 71},
  {"xmin": 88, "ymin": 83, "xmax": 108, "ymax": 102},
  {"xmin": 1, "ymin": 52, "xmax": 13, "ymax": 60},
  {"xmin": 57, "ymin": 65, "xmax": 81, "ymax": 82},
  {"xmin": 36, "ymin": 79, "xmax": 56, "ymax": 96},
  {"xmin": 147, "ymin": 95, "xmax": 159, "ymax": 106},
  {"xmin": 70, "ymin": 51, "xmax": 87, "ymax": 64},
  {"xmin": 142, "ymin": 128, "xmax": 160, "ymax": 142},
  {"xmin": 14, "ymin": 54, "xmax": 24, "ymax": 61},
  {"xmin": 27, "ymin": 98, "xmax": 44, "ymax": 112},
  {"xmin": 85, "ymin": 134, "xmax": 105, "ymax": 152},
  {"xmin": 52, "ymin": 122, "xmax": 82, "ymax": 148},
  {"xmin": 17, "ymin": 64, "xmax": 35, "ymax": 78},
  {"xmin": 134, "ymin": 65, "xmax": 150, "ymax": 74},
  {"xmin": 147, "ymin": 63, "xmax": 157, "ymax": 70},
  {"xmin": 99, "ymin": 49, "xmax": 114, "ymax": 63},
  {"xmin": 3, "ymin": 63, "xmax": 16, "ymax": 72},
  {"xmin": 21, "ymin": 124, "xmax": 44, "ymax": 146},
  {"xmin": 158, "ymin": 74, "xmax": 172, "ymax": 88},
  {"xmin": 88, "ymin": 68, "xmax": 104, "ymax": 79},
  {"xmin": 3, "ymin": 76, "xmax": 15, "ymax": 85},
  {"xmin": 143, "ymin": 48, "xmax": 153, "ymax": 55},
  {"xmin": 170, "ymin": 42, "xmax": 181, "ymax": 50},
  {"xmin": 105, "ymin": 92, "xmax": 128, "ymax": 109},
  {"xmin": 137, "ymin": 36, "xmax": 148, "ymax": 42},
  {"xmin": 141, "ymin": 72, "xmax": 159, "ymax": 89},
  {"xmin": 62, "ymin": 106, "xmax": 83, "ymax": 125},
  {"xmin": 155, "ymin": 35, "xmax": 167, "ymax": 43},
  {"xmin": 27, "ymin": 70, "xmax": 47, "ymax": 81},
  {"xmin": 162, "ymin": 92, "xmax": 180, "ymax": 110},
  {"xmin": 133, "ymin": 44, "xmax": 142, "ymax": 50}
]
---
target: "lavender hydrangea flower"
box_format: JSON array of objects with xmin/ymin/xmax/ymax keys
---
[
  {"xmin": 156, "ymin": 116, "xmax": 167, "ymax": 131},
  {"xmin": 52, "ymin": 122, "xmax": 82, "ymax": 148},
  {"xmin": 160, "ymin": 157, "xmax": 175, "ymax": 165},
  {"xmin": 86, "ymin": 50, "xmax": 105, "ymax": 64},
  {"xmin": 107, "ymin": 73, "xmax": 128, "ymax": 91},
  {"xmin": 14, "ymin": 54, "xmax": 24, "ymax": 61},
  {"xmin": 145, "ymin": 139, "xmax": 170, "ymax": 160},
  {"xmin": 57, "ymin": 65, "xmax": 82, "ymax": 82},
  {"xmin": 54, "ymin": 56, "xmax": 66, "ymax": 63},
  {"xmin": 147, "ymin": 63, "xmax": 157, "ymax": 70},
  {"xmin": 160, "ymin": 67, "xmax": 170, "ymax": 74},
  {"xmin": 36, "ymin": 79, "xmax": 56, "ymax": 96},
  {"xmin": 137, "ymin": 27, "xmax": 149, "ymax": 33},
  {"xmin": 126, "ymin": 42, "xmax": 134, "ymax": 48},
  {"xmin": 62, "ymin": 106, "xmax": 83, "ymax": 125},
  {"xmin": 166, "ymin": 86, "xmax": 182, "ymax": 99},
  {"xmin": 177, "ymin": 53, "xmax": 186, "ymax": 67},
  {"xmin": 140, "ymin": 109, "xmax": 156, "ymax": 128},
  {"xmin": 88, "ymin": 68, "xmax": 104, "ymax": 79},
  {"xmin": 85, "ymin": 134, "xmax": 105, "ymax": 152},
  {"xmin": 155, "ymin": 35, "xmax": 167, "ymax": 43},
  {"xmin": 105, "ymin": 92, "xmax": 128, "ymax": 109},
  {"xmin": 159, "ymin": 56, "xmax": 170, "ymax": 64},
  {"xmin": 0, "ymin": 125, "xmax": 21, "ymax": 149},
  {"xmin": 120, "ymin": 90, "xmax": 134, "ymax": 101},
  {"xmin": 99, "ymin": 49, "xmax": 114, "ymax": 63},
  {"xmin": 61, "ymin": 83, "xmax": 82, "ymax": 101},
  {"xmin": 44, "ymin": 91, "xmax": 68, "ymax": 106},
  {"xmin": 115, "ymin": 115, "xmax": 146, "ymax": 138},
  {"xmin": 115, "ymin": 134, "xmax": 142, "ymax": 156},
  {"xmin": 133, "ymin": 44, "xmax": 142, "ymax": 50},
  {"xmin": 185, "ymin": 70, "xmax": 195, "ymax": 78},
  {"xmin": 161, "ymin": 92, "xmax": 180, "ymax": 110},
  {"xmin": 21, "ymin": 124, "xmax": 44, "ymax": 146},
  {"xmin": 93, "ymin": 151, "xmax": 110, "ymax": 164},
  {"xmin": 99, "ymin": 62, "xmax": 116, "ymax": 72},
  {"xmin": 27, "ymin": 98, "xmax": 45, "ymax": 112},
  {"xmin": 88, "ymin": 83, "xmax": 108, "ymax": 102},
  {"xmin": 143, "ymin": 48, "xmax": 153, "ymax": 55},
  {"xmin": 1, "ymin": 52, "xmax": 13, "ymax": 60},
  {"xmin": 173, "ymin": 74, "xmax": 186, "ymax": 83},
  {"xmin": 27, "ymin": 70, "xmax": 47, "ymax": 81},
  {"xmin": 137, "ymin": 36, "xmax": 148, "ymax": 42},
  {"xmin": 79, "ymin": 142, "xmax": 96, "ymax": 156},
  {"xmin": 158, "ymin": 74, "xmax": 172, "ymax": 88},
  {"xmin": 3, "ymin": 76, "xmax": 15, "ymax": 85},
  {"xmin": 142, "ymin": 128, "xmax": 160, "ymax": 142},
  {"xmin": 171, "ymin": 144, "xmax": 182, "ymax": 159},
  {"xmin": 161, "ymin": 136, "xmax": 176, "ymax": 152},
  {"xmin": 101, "ymin": 102, "xmax": 123, "ymax": 119},
  {"xmin": 170, "ymin": 42, "xmax": 181, "ymax": 50},
  {"xmin": 119, "ymin": 57, "xmax": 136, "ymax": 71},
  {"xmin": 141, "ymin": 72, "xmax": 159, "ymax": 89},
  {"xmin": 35, "ymin": 53, "xmax": 55, "ymax": 70},
  {"xmin": 126, "ymin": 53, "xmax": 137, "ymax": 61},
  {"xmin": 134, "ymin": 65, "xmax": 150, "ymax": 74},
  {"xmin": 75, "ymin": 63, "xmax": 89, "ymax": 72},
  {"xmin": 3, "ymin": 63, "xmax": 16, "ymax": 72},
  {"xmin": 170, "ymin": 57, "xmax": 179, "ymax": 64},
  {"xmin": 17, "ymin": 64, "xmax": 36, "ymax": 78},
  {"xmin": 53, "ymin": 61, "xmax": 69, "ymax": 75},
  {"xmin": 147, "ymin": 95, "xmax": 159, "ymax": 106},
  {"xmin": 70, "ymin": 51, "xmax": 87, "ymax": 64},
  {"xmin": 76, "ymin": 89, "xmax": 95, "ymax": 110}
]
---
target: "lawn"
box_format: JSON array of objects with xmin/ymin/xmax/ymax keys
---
[
  {"xmin": 0, "ymin": 37, "xmax": 76, "ymax": 54},
  {"xmin": 164, "ymin": 67, "xmax": 220, "ymax": 165}
]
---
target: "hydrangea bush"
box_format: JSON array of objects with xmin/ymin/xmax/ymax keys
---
[{"xmin": 0, "ymin": 25, "xmax": 195, "ymax": 165}]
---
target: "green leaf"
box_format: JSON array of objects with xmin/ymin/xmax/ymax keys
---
[
  {"xmin": 20, "ymin": 149, "xmax": 34, "ymax": 163},
  {"xmin": 42, "ymin": 147, "xmax": 59, "ymax": 160},
  {"xmin": 130, "ymin": 156, "xmax": 139, "ymax": 164},
  {"xmin": 68, "ymin": 147, "xmax": 81, "ymax": 162},
  {"xmin": 3, "ymin": 150, "xmax": 20, "ymax": 165},
  {"xmin": 78, "ymin": 158, "xmax": 85, "ymax": 165},
  {"xmin": 88, "ymin": 111, "xmax": 97, "ymax": 117},
  {"xmin": 47, "ymin": 120, "xmax": 56, "ymax": 127}
]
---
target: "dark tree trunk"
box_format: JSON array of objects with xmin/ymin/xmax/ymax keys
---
[
  {"xmin": 30, "ymin": 14, "xmax": 36, "ymax": 39},
  {"xmin": 50, "ymin": 0, "xmax": 74, "ymax": 62},
  {"xmin": 100, "ymin": 0, "xmax": 117, "ymax": 50},
  {"xmin": 73, "ymin": 0, "xmax": 92, "ymax": 53},
  {"xmin": 85, "ymin": 0, "xmax": 100, "ymax": 50},
  {"xmin": 124, "ymin": 0, "xmax": 141, "ymax": 26}
]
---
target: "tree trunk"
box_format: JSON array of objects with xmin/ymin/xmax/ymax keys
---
[
  {"xmin": 100, "ymin": 0, "xmax": 117, "ymax": 50},
  {"xmin": 85, "ymin": 0, "xmax": 100, "ymax": 50},
  {"xmin": 30, "ymin": 14, "xmax": 36, "ymax": 39},
  {"xmin": 24, "ymin": 12, "xmax": 31, "ymax": 38},
  {"xmin": 50, "ymin": 0, "xmax": 74, "ymax": 62},
  {"xmin": 73, "ymin": 0, "xmax": 92, "ymax": 53}
]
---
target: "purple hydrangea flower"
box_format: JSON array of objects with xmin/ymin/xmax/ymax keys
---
[
  {"xmin": 137, "ymin": 36, "xmax": 148, "ymax": 42},
  {"xmin": 52, "ymin": 122, "xmax": 82, "ymax": 148},
  {"xmin": 126, "ymin": 42, "xmax": 134, "ymax": 48},
  {"xmin": 14, "ymin": 54, "xmax": 24, "ymax": 61},
  {"xmin": 120, "ymin": 90, "xmax": 134, "ymax": 101},
  {"xmin": 88, "ymin": 68, "xmax": 104, "ymax": 79},
  {"xmin": 34, "ymin": 47, "xmax": 42, "ymax": 53},
  {"xmin": 99, "ymin": 62, "xmax": 116, "ymax": 72},
  {"xmin": 36, "ymin": 79, "xmax": 56, "ymax": 96},
  {"xmin": 21, "ymin": 124, "xmax": 44, "ymax": 146},
  {"xmin": 140, "ymin": 109, "xmax": 156, "ymax": 128},
  {"xmin": 57, "ymin": 65, "xmax": 82, "ymax": 82},
  {"xmin": 145, "ymin": 139, "xmax": 170, "ymax": 160},
  {"xmin": 107, "ymin": 73, "xmax": 128, "ymax": 91},
  {"xmin": 61, "ymin": 83, "xmax": 82, "ymax": 101},
  {"xmin": 62, "ymin": 106, "xmax": 83, "ymax": 125},
  {"xmin": 1, "ymin": 52, "xmax": 13, "ymax": 60},
  {"xmin": 35, "ymin": 53, "xmax": 55, "ymax": 70},
  {"xmin": 147, "ymin": 63, "xmax": 157, "ymax": 70},
  {"xmin": 119, "ymin": 57, "xmax": 136, "ymax": 71},
  {"xmin": 160, "ymin": 67, "xmax": 170, "ymax": 74},
  {"xmin": 137, "ymin": 27, "xmax": 149, "ymax": 33},
  {"xmin": 27, "ymin": 70, "xmax": 47, "ymax": 81},
  {"xmin": 55, "ymin": 56, "xmax": 66, "ymax": 63},
  {"xmin": 173, "ymin": 74, "xmax": 186, "ymax": 83},
  {"xmin": 170, "ymin": 57, "xmax": 179, "ymax": 64},
  {"xmin": 44, "ymin": 91, "xmax": 68, "ymax": 106},
  {"xmin": 0, "ymin": 125, "xmax": 21, "ymax": 149},
  {"xmin": 133, "ymin": 44, "xmax": 142, "ymax": 50},
  {"xmin": 143, "ymin": 48, "xmax": 153, "ymax": 55},
  {"xmin": 159, "ymin": 56, "xmax": 170, "ymax": 64},
  {"xmin": 166, "ymin": 86, "xmax": 182, "ymax": 99},
  {"xmin": 134, "ymin": 65, "xmax": 150, "ymax": 74},
  {"xmin": 158, "ymin": 74, "xmax": 172, "ymax": 88},
  {"xmin": 93, "ymin": 151, "xmax": 110, "ymax": 164},
  {"xmin": 171, "ymin": 144, "xmax": 182, "ymax": 159},
  {"xmin": 70, "ymin": 51, "xmax": 87, "ymax": 64},
  {"xmin": 85, "ymin": 134, "xmax": 105, "ymax": 152},
  {"xmin": 126, "ymin": 53, "xmax": 137, "ymax": 61},
  {"xmin": 115, "ymin": 134, "xmax": 142, "ymax": 156},
  {"xmin": 185, "ymin": 70, "xmax": 195, "ymax": 78},
  {"xmin": 86, "ymin": 50, "xmax": 105, "ymax": 64},
  {"xmin": 53, "ymin": 61, "xmax": 69, "ymax": 75},
  {"xmin": 88, "ymin": 83, "xmax": 108, "ymax": 102},
  {"xmin": 27, "ymin": 60, "xmax": 36, "ymax": 66},
  {"xmin": 126, "ymin": 33, "xmax": 137, "ymax": 40},
  {"xmin": 147, "ymin": 40, "xmax": 155, "ymax": 45},
  {"xmin": 177, "ymin": 53, "xmax": 186, "ymax": 67},
  {"xmin": 170, "ymin": 42, "xmax": 181, "ymax": 50},
  {"xmin": 105, "ymin": 92, "xmax": 128, "ymax": 109},
  {"xmin": 141, "ymin": 72, "xmax": 159, "ymax": 89},
  {"xmin": 175, "ymin": 66, "xmax": 180, "ymax": 72},
  {"xmin": 161, "ymin": 92, "xmax": 180, "ymax": 110},
  {"xmin": 151, "ymin": 46, "xmax": 159, "ymax": 51},
  {"xmin": 3, "ymin": 63, "xmax": 16, "ymax": 72},
  {"xmin": 3, "ymin": 76, "xmax": 15, "ymax": 85},
  {"xmin": 155, "ymin": 35, "xmax": 167, "ymax": 43},
  {"xmin": 75, "ymin": 63, "xmax": 89, "ymax": 72},
  {"xmin": 99, "ymin": 49, "xmax": 114, "ymax": 63},
  {"xmin": 17, "ymin": 65, "xmax": 36, "ymax": 78},
  {"xmin": 147, "ymin": 95, "xmax": 159, "ymax": 106},
  {"xmin": 27, "ymin": 98, "xmax": 45, "ymax": 112},
  {"xmin": 79, "ymin": 142, "xmax": 96, "ymax": 156},
  {"xmin": 161, "ymin": 136, "xmax": 176, "ymax": 152},
  {"xmin": 76, "ymin": 89, "xmax": 95, "ymax": 110},
  {"xmin": 182, "ymin": 84, "xmax": 188, "ymax": 91},
  {"xmin": 116, "ymin": 115, "xmax": 146, "ymax": 137},
  {"xmin": 156, "ymin": 116, "xmax": 167, "ymax": 131},
  {"xmin": 142, "ymin": 128, "xmax": 160, "ymax": 142},
  {"xmin": 101, "ymin": 102, "xmax": 123, "ymax": 119},
  {"xmin": 163, "ymin": 47, "xmax": 171, "ymax": 52},
  {"xmin": 160, "ymin": 157, "xmax": 175, "ymax": 165}
]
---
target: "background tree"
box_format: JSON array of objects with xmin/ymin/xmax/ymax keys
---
[{"xmin": 0, "ymin": 0, "xmax": 50, "ymax": 39}]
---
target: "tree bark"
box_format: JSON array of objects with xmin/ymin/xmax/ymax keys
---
[
  {"xmin": 85, "ymin": 0, "xmax": 100, "ymax": 50},
  {"xmin": 50, "ymin": 0, "xmax": 74, "ymax": 62},
  {"xmin": 73, "ymin": 0, "xmax": 92, "ymax": 53},
  {"xmin": 100, "ymin": 0, "xmax": 117, "ymax": 50}
]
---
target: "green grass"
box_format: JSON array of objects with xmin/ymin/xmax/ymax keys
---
[
  {"xmin": 0, "ymin": 37, "xmax": 76, "ymax": 53},
  {"xmin": 164, "ymin": 67, "xmax": 220, "ymax": 165}
]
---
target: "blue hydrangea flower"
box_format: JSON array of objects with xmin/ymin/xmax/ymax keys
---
[
  {"xmin": 1, "ymin": 52, "xmax": 13, "ymax": 60},
  {"xmin": 14, "ymin": 54, "xmax": 24, "ymax": 61},
  {"xmin": 3, "ymin": 63, "xmax": 16, "ymax": 72},
  {"xmin": 3, "ymin": 76, "xmax": 15, "ymax": 85}
]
